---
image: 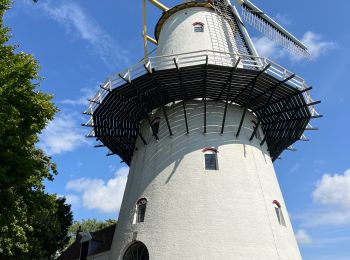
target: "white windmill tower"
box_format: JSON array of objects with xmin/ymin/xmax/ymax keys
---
[{"xmin": 84, "ymin": 0, "xmax": 321, "ymax": 259}]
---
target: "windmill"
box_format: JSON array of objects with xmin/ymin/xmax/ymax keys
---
[{"xmin": 84, "ymin": 1, "xmax": 321, "ymax": 259}]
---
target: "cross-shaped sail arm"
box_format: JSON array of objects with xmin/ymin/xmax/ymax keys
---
[{"xmin": 236, "ymin": 0, "xmax": 309, "ymax": 57}]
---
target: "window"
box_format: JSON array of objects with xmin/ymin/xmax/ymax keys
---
[
  {"xmin": 151, "ymin": 117, "xmax": 160, "ymax": 136},
  {"xmin": 252, "ymin": 120, "xmax": 262, "ymax": 140},
  {"xmin": 205, "ymin": 154, "xmax": 218, "ymax": 170},
  {"xmin": 203, "ymin": 147, "xmax": 218, "ymax": 170},
  {"xmin": 136, "ymin": 198, "xmax": 147, "ymax": 223},
  {"xmin": 193, "ymin": 22, "xmax": 204, "ymax": 32},
  {"xmin": 273, "ymin": 200, "xmax": 286, "ymax": 226},
  {"xmin": 123, "ymin": 242, "xmax": 149, "ymax": 260}
]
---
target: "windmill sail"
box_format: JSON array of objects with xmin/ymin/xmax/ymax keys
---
[
  {"xmin": 210, "ymin": 0, "xmax": 254, "ymax": 56},
  {"xmin": 237, "ymin": 0, "xmax": 309, "ymax": 57}
]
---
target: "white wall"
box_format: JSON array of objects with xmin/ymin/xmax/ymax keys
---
[
  {"xmin": 109, "ymin": 101, "xmax": 301, "ymax": 260},
  {"xmin": 155, "ymin": 7, "xmax": 239, "ymax": 67}
]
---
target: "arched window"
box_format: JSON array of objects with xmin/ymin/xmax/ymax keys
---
[
  {"xmin": 123, "ymin": 241, "xmax": 149, "ymax": 260},
  {"xmin": 273, "ymin": 200, "xmax": 286, "ymax": 226},
  {"xmin": 202, "ymin": 147, "xmax": 218, "ymax": 170},
  {"xmin": 193, "ymin": 22, "xmax": 204, "ymax": 32},
  {"xmin": 251, "ymin": 120, "xmax": 262, "ymax": 140},
  {"xmin": 151, "ymin": 117, "xmax": 160, "ymax": 136},
  {"xmin": 136, "ymin": 198, "xmax": 147, "ymax": 223}
]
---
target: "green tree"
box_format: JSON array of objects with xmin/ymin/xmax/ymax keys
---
[
  {"xmin": 0, "ymin": 0, "xmax": 73, "ymax": 258},
  {"xmin": 67, "ymin": 219, "xmax": 117, "ymax": 246},
  {"xmin": 24, "ymin": 195, "xmax": 73, "ymax": 259}
]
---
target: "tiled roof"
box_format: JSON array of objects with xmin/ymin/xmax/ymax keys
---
[{"xmin": 58, "ymin": 224, "xmax": 116, "ymax": 260}]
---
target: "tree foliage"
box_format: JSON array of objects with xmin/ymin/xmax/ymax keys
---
[{"xmin": 0, "ymin": 0, "xmax": 73, "ymax": 258}]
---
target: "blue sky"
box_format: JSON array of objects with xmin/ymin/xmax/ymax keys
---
[{"xmin": 4, "ymin": 0, "xmax": 350, "ymax": 259}]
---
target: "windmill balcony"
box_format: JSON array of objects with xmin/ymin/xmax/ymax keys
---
[{"xmin": 84, "ymin": 50, "xmax": 320, "ymax": 164}]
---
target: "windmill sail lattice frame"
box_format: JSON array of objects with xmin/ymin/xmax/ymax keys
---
[{"xmin": 237, "ymin": 0, "xmax": 309, "ymax": 57}]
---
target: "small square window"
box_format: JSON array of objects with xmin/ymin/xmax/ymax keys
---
[
  {"xmin": 193, "ymin": 23, "xmax": 204, "ymax": 33},
  {"xmin": 205, "ymin": 154, "xmax": 218, "ymax": 170}
]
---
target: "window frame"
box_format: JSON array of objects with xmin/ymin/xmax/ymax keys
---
[
  {"xmin": 123, "ymin": 241, "xmax": 149, "ymax": 260},
  {"xmin": 273, "ymin": 200, "xmax": 286, "ymax": 227},
  {"xmin": 135, "ymin": 198, "xmax": 147, "ymax": 224},
  {"xmin": 202, "ymin": 147, "xmax": 219, "ymax": 171},
  {"xmin": 193, "ymin": 22, "xmax": 204, "ymax": 33}
]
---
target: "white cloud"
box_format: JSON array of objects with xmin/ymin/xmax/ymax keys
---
[
  {"xmin": 301, "ymin": 31, "xmax": 337, "ymax": 60},
  {"xmin": 300, "ymin": 210, "xmax": 350, "ymax": 227},
  {"xmin": 313, "ymin": 169, "xmax": 350, "ymax": 209},
  {"xmin": 64, "ymin": 194, "xmax": 81, "ymax": 207},
  {"xmin": 252, "ymin": 36, "xmax": 283, "ymax": 59},
  {"xmin": 39, "ymin": 113, "xmax": 87, "ymax": 155},
  {"xmin": 59, "ymin": 88, "xmax": 94, "ymax": 106},
  {"xmin": 66, "ymin": 167, "xmax": 129, "ymax": 213},
  {"xmin": 253, "ymin": 31, "xmax": 335, "ymax": 61},
  {"xmin": 296, "ymin": 229, "xmax": 312, "ymax": 245},
  {"xmin": 298, "ymin": 169, "xmax": 350, "ymax": 227},
  {"xmin": 27, "ymin": 0, "xmax": 129, "ymax": 68},
  {"xmin": 274, "ymin": 13, "xmax": 292, "ymax": 26}
]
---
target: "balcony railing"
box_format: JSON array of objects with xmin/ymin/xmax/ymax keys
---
[{"xmin": 85, "ymin": 50, "xmax": 317, "ymax": 119}]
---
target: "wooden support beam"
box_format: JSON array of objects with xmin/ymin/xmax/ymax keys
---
[
  {"xmin": 139, "ymin": 132, "xmax": 147, "ymax": 146},
  {"xmin": 232, "ymin": 63, "xmax": 271, "ymax": 103},
  {"xmin": 220, "ymin": 59, "xmax": 240, "ymax": 134},
  {"xmin": 236, "ymin": 83, "xmax": 256, "ymax": 137},
  {"xmin": 221, "ymin": 82, "xmax": 232, "ymax": 135},
  {"xmin": 82, "ymin": 111, "xmax": 93, "ymax": 116},
  {"xmin": 174, "ymin": 58, "xmax": 189, "ymax": 134},
  {"xmin": 106, "ymin": 151, "xmax": 115, "ymax": 156},
  {"xmin": 90, "ymin": 125, "xmax": 136, "ymax": 132},
  {"xmin": 253, "ymin": 87, "xmax": 312, "ymax": 113},
  {"xmin": 146, "ymin": 35, "xmax": 158, "ymax": 45},
  {"xmin": 203, "ymin": 55, "xmax": 208, "ymax": 134},
  {"xmin": 148, "ymin": 0, "xmax": 169, "ymax": 11},
  {"xmin": 305, "ymin": 127, "xmax": 319, "ymax": 131},
  {"xmin": 249, "ymin": 74, "xmax": 296, "ymax": 104},
  {"xmin": 263, "ymin": 100, "xmax": 321, "ymax": 120},
  {"xmin": 119, "ymin": 73, "xmax": 159, "ymax": 140},
  {"xmin": 217, "ymin": 58, "xmax": 241, "ymax": 101},
  {"xmin": 260, "ymin": 104, "xmax": 301, "ymax": 146},
  {"xmin": 106, "ymin": 137, "xmax": 133, "ymax": 162},
  {"xmin": 142, "ymin": 0, "xmax": 168, "ymax": 63},
  {"xmin": 235, "ymin": 64, "xmax": 271, "ymax": 137},
  {"xmin": 263, "ymin": 114, "xmax": 323, "ymax": 126},
  {"xmin": 147, "ymin": 116, "xmax": 159, "ymax": 140},
  {"xmin": 143, "ymin": 0, "xmax": 148, "ymax": 62},
  {"xmin": 249, "ymin": 80, "xmax": 302, "ymax": 141},
  {"xmin": 87, "ymin": 99, "xmax": 100, "ymax": 105},
  {"xmin": 256, "ymin": 97, "xmax": 292, "ymax": 141},
  {"xmin": 151, "ymin": 69, "xmax": 173, "ymax": 136},
  {"xmin": 287, "ymin": 147, "xmax": 297, "ymax": 152}
]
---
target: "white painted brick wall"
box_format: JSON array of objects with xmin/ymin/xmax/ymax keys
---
[{"xmin": 109, "ymin": 101, "xmax": 301, "ymax": 260}]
